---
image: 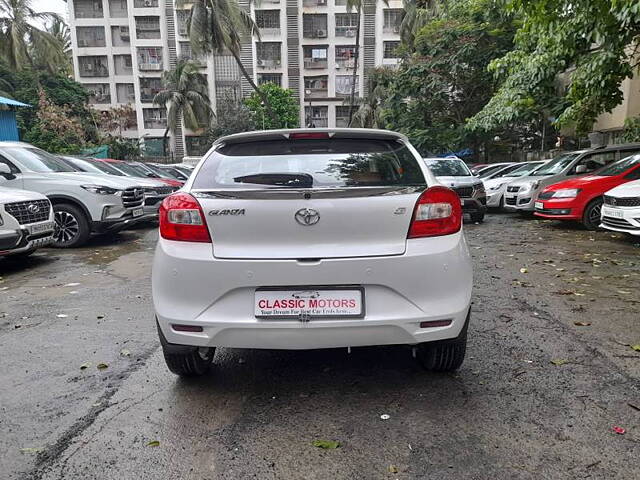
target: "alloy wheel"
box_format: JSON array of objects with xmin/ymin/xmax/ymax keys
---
[
  {"xmin": 589, "ymin": 202, "xmax": 602, "ymax": 225},
  {"xmin": 54, "ymin": 211, "xmax": 80, "ymax": 244}
]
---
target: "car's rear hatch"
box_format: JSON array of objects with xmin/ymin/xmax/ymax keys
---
[{"xmin": 191, "ymin": 132, "xmax": 428, "ymax": 260}]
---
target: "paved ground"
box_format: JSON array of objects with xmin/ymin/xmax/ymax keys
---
[{"xmin": 1, "ymin": 214, "xmax": 639, "ymax": 480}]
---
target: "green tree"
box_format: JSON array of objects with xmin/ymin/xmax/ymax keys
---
[
  {"xmin": 348, "ymin": 68, "xmax": 392, "ymax": 128},
  {"xmin": 153, "ymin": 59, "xmax": 212, "ymax": 157},
  {"xmin": 244, "ymin": 83, "xmax": 299, "ymax": 130},
  {"xmin": 208, "ymin": 93, "xmax": 254, "ymax": 140},
  {"xmin": 468, "ymin": 0, "xmax": 640, "ymax": 135},
  {"xmin": 382, "ymin": 0, "xmax": 517, "ymax": 157},
  {"xmin": 180, "ymin": 0, "xmax": 277, "ymax": 123},
  {"xmin": 0, "ymin": 0, "xmax": 66, "ymax": 72}
]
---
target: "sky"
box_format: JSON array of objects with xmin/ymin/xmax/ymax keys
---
[{"xmin": 33, "ymin": 0, "xmax": 68, "ymax": 20}]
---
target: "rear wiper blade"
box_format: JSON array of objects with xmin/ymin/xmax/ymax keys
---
[{"xmin": 233, "ymin": 172, "xmax": 314, "ymax": 188}]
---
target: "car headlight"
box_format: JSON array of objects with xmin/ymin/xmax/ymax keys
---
[
  {"xmin": 0, "ymin": 213, "xmax": 3, "ymax": 226},
  {"xmin": 81, "ymin": 185, "xmax": 122, "ymax": 195},
  {"xmin": 489, "ymin": 182, "xmax": 505, "ymax": 191},
  {"xmin": 520, "ymin": 181, "xmax": 539, "ymax": 194},
  {"xmin": 552, "ymin": 188, "xmax": 581, "ymax": 198},
  {"xmin": 474, "ymin": 183, "xmax": 485, "ymax": 193}
]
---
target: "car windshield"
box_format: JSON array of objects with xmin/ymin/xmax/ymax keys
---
[
  {"xmin": 425, "ymin": 159, "xmax": 472, "ymax": 177},
  {"xmin": 141, "ymin": 163, "xmax": 178, "ymax": 179},
  {"xmin": 596, "ymin": 154, "xmax": 640, "ymax": 176},
  {"xmin": 64, "ymin": 157, "xmax": 107, "ymax": 175},
  {"xmin": 478, "ymin": 165, "xmax": 507, "ymax": 178},
  {"xmin": 193, "ymin": 138, "xmax": 425, "ymax": 189},
  {"xmin": 88, "ymin": 160, "xmax": 127, "ymax": 176},
  {"xmin": 5, "ymin": 147, "xmax": 76, "ymax": 173},
  {"xmin": 506, "ymin": 162, "xmax": 545, "ymax": 178},
  {"xmin": 110, "ymin": 162, "xmax": 149, "ymax": 178},
  {"xmin": 531, "ymin": 153, "xmax": 580, "ymax": 176}
]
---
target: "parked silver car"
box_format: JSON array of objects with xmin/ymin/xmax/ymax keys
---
[{"xmin": 424, "ymin": 158, "xmax": 487, "ymax": 222}]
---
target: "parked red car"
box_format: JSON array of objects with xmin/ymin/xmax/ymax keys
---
[
  {"xmin": 94, "ymin": 159, "xmax": 183, "ymax": 187},
  {"xmin": 534, "ymin": 154, "xmax": 640, "ymax": 229}
]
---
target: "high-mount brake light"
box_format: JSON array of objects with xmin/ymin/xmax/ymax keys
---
[
  {"xmin": 289, "ymin": 132, "xmax": 330, "ymax": 140},
  {"xmin": 408, "ymin": 186, "xmax": 463, "ymax": 238},
  {"xmin": 159, "ymin": 193, "xmax": 211, "ymax": 243}
]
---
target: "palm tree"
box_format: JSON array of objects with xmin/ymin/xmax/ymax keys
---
[
  {"xmin": 400, "ymin": 0, "xmax": 443, "ymax": 49},
  {"xmin": 0, "ymin": 0, "xmax": 65, "ymax": 72},
  {"xmin": 153, "ymin": 59, "xmax": 213, "ymax": 157},
  {"xmin": 180, "ymin": 0, "xmax": 277, "ymax": 123},
  {"xmin": 349, "ymin": 70, "xmax": 389, "ymax": 128}
]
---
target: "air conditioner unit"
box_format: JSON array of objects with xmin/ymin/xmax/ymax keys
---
[
  {"xmin": 316, "ymin": 29, "xmax": 327, "ymax": 38},
  {"xmin": 393, "ymin": 25, "xmax": 400, "ymax": 33},
  {"xmin": 144, "ymin": 0, "xmax": 153, "ymax": 6},
  {"xmin": 345, "ymin": 29, "xmax": 355, "ymax": 37},
  {"xmin": 257, "ymin": 59, "xmax": 265, "ymax": 66}
]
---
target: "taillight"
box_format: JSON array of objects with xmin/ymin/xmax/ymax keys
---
[
  {"xmin": 408, "ymin": 186, "xmax": 462, "ymax": 238},
  {"xmin": 159, "ymin": 193, "xmax": 211, "ymax": 243}
]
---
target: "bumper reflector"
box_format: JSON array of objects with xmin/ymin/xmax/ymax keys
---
[
  {"xmin": 171, "ymin": 324, "xmax": 203, "ymax": 333},
  {"xmin": 419, "ymin": 319, "xmax": 452, "ymax": 328}
]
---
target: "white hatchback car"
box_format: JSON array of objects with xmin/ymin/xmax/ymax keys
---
[
  {"xmin": 152, "ymin": 129, "xmax": 473, "ymax": 376},
  {"xmin": 601, "ymin": 179, "xmax": 640, "ymax": 235}
]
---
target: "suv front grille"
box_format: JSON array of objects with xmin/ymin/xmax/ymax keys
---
[
  {"xmin": 453, "ymin": 186, "xmax": 473, "ymax": 198},
  {"xmin": 122, "ymin": 187, "xmax": 144, "ymax": 208},
  {"xmin": 505, "ymin": 197, "xmax": 517, "ymax": 206},
  {"xmin": 604, "ymin": 195, "xmax": 640, "ymax": 207},
  {"xmin": 4, "ymin": 199, "xmax": 51, "ymax": 225},
  {"xmin": 507, "ymin": 186, "xmax": 521, "ymax": 193}
]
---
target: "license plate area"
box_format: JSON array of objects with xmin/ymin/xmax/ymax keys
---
[
  {"xmin": 132, "ymin": 207, "xmax": 144, "ymax": 217},
  {"xmin": 255, "ymin": 286, "xmax": 365, "ymax": 320},
  {"xmin": 535, "ymin": 201, "xmax": 544, "ymax": 210},
  {"xmin": 29, "ymin": 222, "xmax": 54, "ymax": 234},
  {"xmin": 602, "ymin": 207, "xmax": 623, "ymax": 218}
]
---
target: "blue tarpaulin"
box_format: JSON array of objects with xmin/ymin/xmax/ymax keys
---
[
  {"xmin": 0, "ymin": 96, "xmax": 30, "ymax": 141},
  {"xmin": 0, "ymin": 96, "xmax": 30, "ymax": 108}
]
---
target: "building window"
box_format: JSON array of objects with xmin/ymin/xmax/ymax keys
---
[
  {"xmin": 303, "ymin": 14, "xmax": 328, "ymax": 39},
  {"xmin": 335, "ymin": 46, "xmax": 356, "ymax": 68},
  {"xmin": 134, "ymin": 0, "xmax": 159, "ymax": 6},
  {"xmin": 335, "ymin": 75, "xmax": 358, "ymax": 97},
  {"xmin": 335, "ymin": 105, "xmax": 350, "ymax": 127},
  {"xmin": 383, "ymin": 41, "xmax": 400, "ymax": 59},
  {"xmin": 76, "ymin": 26, "xmax": 106, "ymax": 48},
  {"xmin": 111, "ymin": 26, "xmax": 130, "ymax": 46},
  {"xmin": 383, "ymin": 9, "xmax": 404, "ymax": 33},
  {"xmin": 86, "ymin": 84, "xmax": 111, "ymax": 104},
  {"xmin": 140, "ymin": 78, "xmax": 163, "ymax": 103},
  {"xmin": 108, "ymin": 0, "xmax": 128, "ymax": 18},
  {"xmin": 304, "ymin": 76, "xmax": 328, "ymax": 98},
  {"xmin": 135, "ymin": 16, "xmax": 161, "ymax": 40},
  {"xmin": 335, "ymin": 13, "xmax": 358, "ymax": 37},
  {"xmin": 116, "ymin": 83, "xmax": 136, "ymax": 103},
  {"xmin": 334, "ymin": 0, "xmax": 347, "ymax": 5},
  {"xmin": 305, "ymin": 106, "xmax": 328, "ymax": 127},
  {"xmin": 143, "ymin": 108, "xmax": 167, "ymax": 129},
  {"xmin": 74, "ymin": 0, "xmax": 104, "ymax": 19},
  {"xmin": 256, "ymin": 42, "xmax": 282, "ymax": 69},
  {"xmin": 303, "ymin": 0, "xmax": 328, "ymax": 6},
  {"xmin": 78, "ymin": 56, "xmax": 109, "ymax": 77},
  {"xmin": 176, "ymin": 10, "xmax": 190, "ymax": 36},
  {"xmin": 185, "ymin": 136, "xmax": 210, "ymax": 156},
  {"xmin": 303, "ymin": 46, "xmax": 328, "ymax": 69},
  {"xmin": 258, "ymin": 73, "xmax": 282, "ymax": 86},
  {"xmin": 255, "ymin": 10, "xmax": 280, "ymax": 35},
  {"xmin": 137, "ymin": 47, "xmax": 163, "ymax": 71},
  {"xmin": 113, "ymin": 54, "xmax": 133, "ymax": 75}
]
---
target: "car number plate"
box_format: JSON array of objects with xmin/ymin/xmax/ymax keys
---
[
  {"xmin": 602, "ymin": 207, "xmax": 623, "ymax": 218},
  {"xmin": 132, "ymin": 207, "xmax": 144, "ymax": 217},
  {"xmin": 29, "ymin": 222, "xmax": 53, "ymax": 234},
  {"xmin": 534, "ymin": 201, "xmax": 544, "ymax": 210},
  {"xmin": 255, "ymin": 288, "xmax": 364, "ymax": 319}
]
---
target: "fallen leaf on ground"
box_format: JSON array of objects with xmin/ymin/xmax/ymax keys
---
[
  {"xmin": 550, "ymin": 359, "xmax": 569, "ymax": 366},
  {"xmin": 96, "ymin": 315, "xmax": 105, "ymax": 319},
  {"xmin": 380, "ymin": 414, "xmax": 391, "ymax": 420},
  {"xmin": 80, "ymin": 362, "xmax": 91, "ymax": 370},
  {"xmin": 520, "ymin": 268, "xmax": 528, "ymax": 273},
  {"xmin": 631, "ymin": 345, "xmax": 640, "ymax": 352},
  {"xmin": 554, "ymin": 290, "xmax": 574, "ymax": 295},
  {"xmin": 612, "ymin": 426, "xmax": 626, "ymax": 435},
  {"xmin": 312, "ymin": 440, "xmax": 340, "ymax": 449},
  {"xmin": 388, "ymin": 465, "xmax": 399, "ymax": 473},
  {"xmin": 56, "ymin": 314, "xmax": 68, "ymax": 318},
  {"xmin": 120, "ymin": 349, "xmax": 130, "ymax": 357},
  {"xmin": 628, "ymin": 403, "xmax": 640, "ymax": 412},
  {"xmin": 146, "ymin": 440, "xmax": 160, "ymax": 447},
  {"xmin": 64, "ymin": 283, "xmax": 80, "ymax": 287},
  {"xmin": 96, "ymin": 362, "xmax": 108, "ymax": 370},
  {"xmin": 574, "ymin": 322, "xmax": 591, "ymax": 327},
  {"xmin": 19, "ymin": 447, "xmax": 43, "ymax": 454}
]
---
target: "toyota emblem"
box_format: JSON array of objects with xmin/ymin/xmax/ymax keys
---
[
  {"xmin": 294, "ymin": 208, "xmax": 320, "ymax": 226},
  {"xmin": 27, "ymin": 203, "xmax": 40, "ymax": 214}
]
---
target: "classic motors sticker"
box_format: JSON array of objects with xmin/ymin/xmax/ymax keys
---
[{"xmin": 254, "ymin": 289, "xmax": 363, "ymax": 318}]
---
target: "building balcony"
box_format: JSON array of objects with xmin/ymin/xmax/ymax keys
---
[
  {"xmin": 144, "ymin": 119, "xmax": 167, "ymax": 129},
  {"xmin": 258, "ymin": 27, "xmax": 281, "ymax": 36},
  {"xmin": 336, "ymin": 58, "xmax": 356, "ymax": 69},
  {"xmin": 139, "ymin": 62, "xmax": 163, "ymax": 71},
  {"xmin": 303, "ymin": 0, "xmax": 328, "ymax": 6},
  {"xmin": 134, "ymin": 0, "xmax": 159, "ymax": 7},
  {"xmin": 78, "ymin": 62, "xmax": 109, "ymax": 78},
  {"xmin": 74, "ymin": 0, "xmax": 103, "ymax": 19},
  {"xmin": 305, "ymin": 88, "xmax": 328, "ymax": 98},
  {"xmin": 256, "ymin": 58, "xmax": 282, "ymax": 70},
  {"xmin": 335, "ymin": 27, "xmax": 357, "ymax": 38},
  {"xmin": 303, "ymin": 58, "xmax": 328, "ymax": 69}
]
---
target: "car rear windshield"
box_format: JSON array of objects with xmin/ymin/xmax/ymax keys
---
[
  {"xmin": 192, "ymin": 138, "xmax": 426, "ymax": 189},
  {"xmin": 424, "ymin": 159, "xmax": 471, "ymax": 177},
  {"xmin": 531, "ymin": 153, "xmax": 580, "ymax": 176},
  {"xmin": 596, "ymin": 154, "xmax": 640, "ymax": 176}
]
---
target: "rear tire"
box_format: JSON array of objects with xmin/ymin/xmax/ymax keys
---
[
  {"xmin": 582, "ymin": 197, "xmax": 603, "ymax": 230},
  {"xmin": 162, "ymin": 346, "xmax": 215, "ymax": 377},
  {"xmin": 416, "ymin": 312, "xmax": 469, "ymax": 372},
  {"xmin": 52, "ymin": 203, "xmax": 91, "ymax": 248},
  {"xmin": 470, "ymin": 212, "xmax": 485, "ymax": 223}
]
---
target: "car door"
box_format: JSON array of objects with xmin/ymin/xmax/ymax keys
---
[
  {"xmin": 568, "ymin": 150, "xmax": 617, "ymax": 176},
  {"xmin": 0, "ymin": 154, "xmax": 24, "ymax": 189}
]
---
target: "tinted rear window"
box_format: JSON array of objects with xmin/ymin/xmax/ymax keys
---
[{"xmin": 192, "ymin": 138, "xmax": 426, "ymax": 189}]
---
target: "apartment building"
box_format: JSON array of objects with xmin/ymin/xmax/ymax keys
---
[{"xmin": 68, "ymin": 0, "xmax": 404, "ymax": 158}]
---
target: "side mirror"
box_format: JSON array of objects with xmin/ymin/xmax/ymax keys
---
[
  {"xmin": 146, "ymin": 172, "xmax": 158, "ymax": 178},
  {"xmin": 574, "ymin": 164, "xmax": 588, "ymax": 174},
  {"xmin": 0, "ymin": 163, "xmax": 16, "ymax": 180}
]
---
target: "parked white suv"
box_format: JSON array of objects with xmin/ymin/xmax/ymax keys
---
[
  {"xmin": 0, "ymin": 186, "xmax": 54, "ymax": 257},
  {"xmin": 153, "ymin": 129, "xmax": 473, "ymax": 377},
  {"xmin": 0, "ymin": 142, "xmax": 152, "ymax": 247},
  {"xmin": 600, "ymin": 180, "xmax": 640, "ymax": 235}
]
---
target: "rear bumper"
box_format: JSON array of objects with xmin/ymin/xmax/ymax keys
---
[{"xmin": 153, "ymin": 233, "xmax": 473, "ymax": 350}]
